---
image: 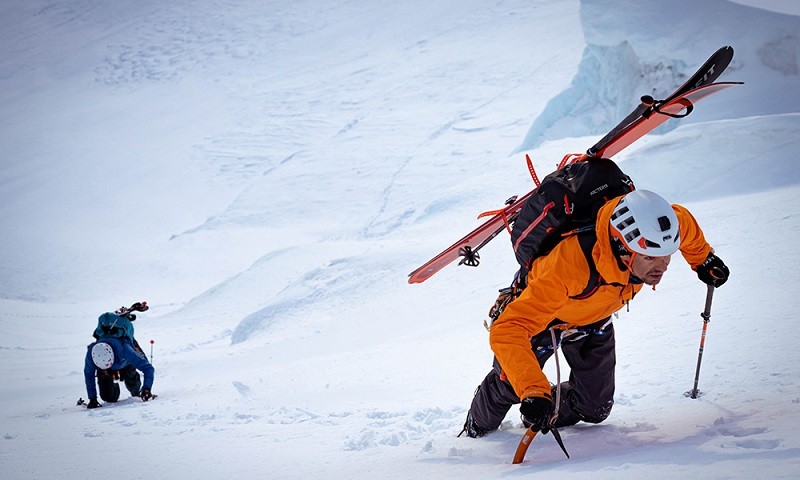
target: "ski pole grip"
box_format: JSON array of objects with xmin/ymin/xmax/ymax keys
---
[{"xmin": 709, "ymin": 266, "xmax": 726, "ymax": 280}]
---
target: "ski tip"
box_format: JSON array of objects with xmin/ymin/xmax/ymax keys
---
[
  {"xmin": 713, "ymin": 45, "xmax": 733, "ymax": 57},
  {"xmin": 408, "ymin": 270, "xmax": 430, "ymax": 284}
]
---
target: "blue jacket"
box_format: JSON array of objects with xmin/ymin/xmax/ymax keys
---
[{"xmin": 84, "ymin": 337, "xmax": 155, "ymax": 399}]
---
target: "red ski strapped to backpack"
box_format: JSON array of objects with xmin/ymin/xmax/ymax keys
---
[{"xmin": 408, "ymin": 45, "xmax": 742, "ymax": 285}]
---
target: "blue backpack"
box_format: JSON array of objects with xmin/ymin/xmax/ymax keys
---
[{"xmin": 94, "ymin": 312, "xmax": 135, "ymax": 342}]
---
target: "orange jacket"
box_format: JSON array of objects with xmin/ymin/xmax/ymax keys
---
[{"xmin": 489, "ymin": 196, "xmax": 713, "ymax": 400}]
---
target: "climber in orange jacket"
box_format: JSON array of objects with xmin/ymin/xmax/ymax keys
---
[{"xmin": 462, "ymin": 189, "xmax": 730, "ymax": 438}]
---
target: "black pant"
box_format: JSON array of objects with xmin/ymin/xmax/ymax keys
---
[
  {"xmin": 469, "ymin": 317, "xmax": 615, "ymax": 431},
  {"xmin": 97, "ymin": 365, "xmax": 142, "ymax": 402}
]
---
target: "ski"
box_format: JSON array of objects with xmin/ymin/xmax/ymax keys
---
[
  {"xmin": 115, "ymin": 301, "xmax": 149, "ymax": 319},
  {"xmin": 408, "ymin": 46, "xmax": 742, "ymax": 284},
  {"xmin": 587, "ymin": 80, "xmax": 740, "ymax": 160},
  {"xmin": 407, "ymin": 190, "xmax": 534, "ymax": 283},
  {"xmin": 587, "ymin": 45, "xmax": 735, "ymax": 158}
]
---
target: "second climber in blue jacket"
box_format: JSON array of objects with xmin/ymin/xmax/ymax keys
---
[{"xmin": 84, "ymin": 336, "xmax": 155, "ymax": 409}]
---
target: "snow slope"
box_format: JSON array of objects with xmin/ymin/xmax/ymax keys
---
[{"xmin": 1, "ymin": 0, "xmax": 800, "ymax": 479}]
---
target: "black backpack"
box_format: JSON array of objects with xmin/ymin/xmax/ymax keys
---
[
  {"xmin": 485, "ymin": 158, "xmax": 634, "ymax": 328},
  {"xmin": 511, "ymin": 157, "xmax": 634, "ymax": 272}
]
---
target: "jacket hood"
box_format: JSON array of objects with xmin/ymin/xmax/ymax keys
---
[{"xmin": 594, "ymin": 196, "xmax": 630, "ymax": 285}]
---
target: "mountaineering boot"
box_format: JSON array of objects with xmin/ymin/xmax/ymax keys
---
[{"xmin": 458, "ymin": 411, "xmax": 490, "ymax": 438}]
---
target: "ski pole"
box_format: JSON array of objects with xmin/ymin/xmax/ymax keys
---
[
  {"xmin": 686, "ymin": 284, "xmax": 715, "ymax": 399},
  {"xmin": 150, "ymin": 339, "xmax": 155, "ymax": 365}
]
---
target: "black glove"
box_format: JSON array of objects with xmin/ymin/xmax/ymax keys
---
[
  {"xmin": 140, "ymin": 388, "xmax": 153, "ymax": 402},
  {"xmin": 87, "ymin": 397, "xmax": 102, "ymax": 409},
  {"xmin": 696, "ymin": 253, "xmax": 730, "ymax": 287},
  {"xmin": 519, "ymin": 396, "xmax": 554, "ymax": 432}
]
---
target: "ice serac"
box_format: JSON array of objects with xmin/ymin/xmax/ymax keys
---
[
  {"xmin": 515, "ymin": 0, "xmax": 800, "ymax": 153},
  {"xmin": 515, "ymin": 41, "xmax": 688, "ymax": 152}
]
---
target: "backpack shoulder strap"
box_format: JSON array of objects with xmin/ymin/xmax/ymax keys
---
[{"xmin": 569, "ymin": 229, "xmax": 603, "ymax": 300}]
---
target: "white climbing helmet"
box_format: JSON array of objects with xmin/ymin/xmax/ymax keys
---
[
  {"xmin": 91, "ymin": 342, "xmax": 115, "ymax": 369},
  {"xmin": 609, "ymin": 190, "xmax": 680, "ymax": 256}
]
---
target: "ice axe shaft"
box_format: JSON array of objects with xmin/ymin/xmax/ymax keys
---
[{"xmin": 686, "ymin": 284, "xmax": 715, "ymax": 399}]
